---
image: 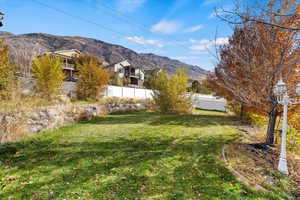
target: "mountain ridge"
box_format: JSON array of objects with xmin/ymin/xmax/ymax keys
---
[{"xmin": 0, "ymin": 31, "xmax": 208, "ymax": 80}]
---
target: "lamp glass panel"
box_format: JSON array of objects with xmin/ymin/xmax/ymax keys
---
[{"xmin": 275, "ymin": 80, "xmax": 287, "ymax": 95}]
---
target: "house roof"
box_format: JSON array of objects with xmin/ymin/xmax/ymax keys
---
[
  {"xmin": 43, "ymin": 49, "xmax": 81, "ymax": 59},
  {"xmin": 106, "ymin": 60, "xmax": 129, "ymax": 67},
  {"xmin": 105, "ymin": 60, "xmax": 144, "ymax": 72},
  {"xmin": 54, "ymin": 49, "xmax": 81, "ymax": 58}
]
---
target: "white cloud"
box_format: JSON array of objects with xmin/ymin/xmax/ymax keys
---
[
  {"xmin": 126, "ymin": 36, "xmax": 164, "ymax": 48},
  {"xmin": 189, "ymin": 51, "xmax": 209, "ymax": 55},
  {"xmin": 117, "ymin": 0, "xmax": 147, "ymax": 13},
  {"xmin": 174, "ymin": 56, "xmax": 202, "ymax": 60},
  {"xmin": 189, "ymin": 37, "xmax": 228, "ymax": 51},
  {"xmin": 184, "ymin": 24, "xmax": 203, "ymax": 33},
  {"xmin": 189, "ymin": 38, "xmax": 210, "ymax": 44},
  {"xmin": 190, "ymin": 44, "xmax": 208, "ymax": 51},
  {"xmin": 215, "ymin": 37, "xmax": 229, "ymax": 45},
  {"xmin": 150, "ymin": 20, "xmax": 182, "ymax": 34}
]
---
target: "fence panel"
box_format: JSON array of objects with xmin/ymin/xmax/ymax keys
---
[
  {"xmin": 135, "ymin": 88, "xmax": 147, "ymax": 98},
  {"xmin": 106, "ymin": 85, "xmax": 120, "ymax": 97},
  {"xmin": 192, "ymin": 94, "xmax": 227, "ymax": 112},
  {"xmin": 105, "ymin": 85, "xmax": 226, "ymax": 111},
  {"xmin": 105, "ymin": 85, "xmax": 153, "ymax": 99},
  {"xmin": 123, "ymin": 87, "xmax": 135, "ymax": 98}
]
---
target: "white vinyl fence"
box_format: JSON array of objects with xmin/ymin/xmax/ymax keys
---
[
  {"xmin": 104, "ymin": 85, "xmax": 227, "ymax": 112},
  {"xmin": 192, "ymin": 94, "xmax": 227, "ymax": 112},
  {"xmin": 22, "ymin": 80, "xmax": 227, "ymax": 112},
  {"xmin": 104, "ymin": 85, "xmax": 153, "ymax": 99}
]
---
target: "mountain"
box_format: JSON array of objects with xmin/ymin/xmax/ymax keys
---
[{"xmin": 0, "ymin": 32, "xmax": 208, "ymax": 80}]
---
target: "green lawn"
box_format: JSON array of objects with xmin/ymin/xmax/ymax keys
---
[{"xmin": 0, "ymin": 110, "xmax": 293, "ymax": 199}]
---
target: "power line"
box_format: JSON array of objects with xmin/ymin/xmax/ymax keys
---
[
  {"xmin": 95, "ymin": 2, "xmax": 150, "ymax": 32},
  {"xmin": 30, "ymin": 0, "xmax": 191, "ymax": 53},
  {"xmin": 31, "ymin": 0, "xmax": 128, "ymax": 37}
]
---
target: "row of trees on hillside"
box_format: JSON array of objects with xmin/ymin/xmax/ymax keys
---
[{"xmin": 208, "ymin": 0, "xmax": 300, "ymax": 144}]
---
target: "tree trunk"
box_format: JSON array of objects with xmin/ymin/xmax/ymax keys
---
[
  {"xmin": 266, "ymin": 109, "xmax": 278, "ymax": 144},
  {"xmin": 240, "ymin": 104, "xmax": 244, "ymax": 121}
]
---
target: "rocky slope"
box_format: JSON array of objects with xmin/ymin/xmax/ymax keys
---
[{"xmin": 0, "ymin": 32, "xmax": 208, "ymax": 79}]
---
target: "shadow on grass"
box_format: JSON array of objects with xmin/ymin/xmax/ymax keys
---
[
  {"xmin": 0, "ymin": 112, "xmax": 282, "ymax": 199},
  {"xmin": 84, "ymin": 111, "xmax": 239, "ymax": 128},
  {"xmin": 1, "ymin": 139, "xmax": 278, "ymax": 199}
]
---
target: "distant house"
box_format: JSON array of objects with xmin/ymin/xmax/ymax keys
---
[
  {"xmin": 45, "ymin": 49, "xmax": 81, "ymax": 82},
  {"xmin": 105, "ymin": 60, "xmax": 145, "ymax": 87}
]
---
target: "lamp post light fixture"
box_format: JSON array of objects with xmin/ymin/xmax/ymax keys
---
[
  {"xmin": 0, "ymin": 12, "xmax": 4, "ymax": 27},
  {"xmin": 273, "ymin": 79, "xmax": 300, "ymax": 175}
]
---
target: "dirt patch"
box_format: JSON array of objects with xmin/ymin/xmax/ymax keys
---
[{"xmin": 224, "ymin": 143, "xmax": 300, "ymax": 198}]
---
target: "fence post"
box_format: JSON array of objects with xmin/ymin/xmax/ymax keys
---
[{"xmin": 121, "ymin": 86, "xmax": 124, "ymax": 98}]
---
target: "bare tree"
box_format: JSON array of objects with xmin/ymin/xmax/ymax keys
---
[
  {"xmin": 215, "ymin": 0, "xmax": 300, "ymax": 31},
  {"xmin": 9, "ymin": 43, "xmax": 44, "ymax": 77}
]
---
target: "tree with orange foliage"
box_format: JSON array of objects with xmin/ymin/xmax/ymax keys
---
[{"xmin": 209, "ymin": 0, "xmax": 300, "ymax": 144}]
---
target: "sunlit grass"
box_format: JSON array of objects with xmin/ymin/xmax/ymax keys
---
[{"xmin": 0, "ymin": 110, "xmax": 294, "ymax": 199}]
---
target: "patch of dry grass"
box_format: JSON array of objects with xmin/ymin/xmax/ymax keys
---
[
  {"xmin": 224, "ymin": 143, "xmax": 300, "ymax": 198},
  {"xmin": 0, "ymin": 96, "xmax": 53, "ymax": 115}
]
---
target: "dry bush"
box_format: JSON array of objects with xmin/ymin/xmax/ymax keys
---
[
  {"xmin": 0, "ymin": 96, "xmax": 53, "ymax": 115},
  {"xmin": 0, "ymin": 117, "xmax": 29, "ymax": 143},
  {"xmin": 152, "ymin": 69, "xmax": 192, "ymax": 114},
  {"xmin": 99, "ymin": 97, "xmax": 152, "ymax": 105}
]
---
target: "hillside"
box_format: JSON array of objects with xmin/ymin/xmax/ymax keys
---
[{"xmin": 0, "ymin": 32, "xmax": 208, "ymax": 80}]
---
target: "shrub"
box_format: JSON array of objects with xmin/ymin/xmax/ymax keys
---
[
  {"xmin": 228, "ymin": 102, "xmax": 267, "ymax": 126},
  {"xmin": 188, "ymin": 80, "xmax": 212, "ymax": 94},
  {"xmin": 144, "ymin": 69, "xmax": 161, "ymax": 89},
  {"xmin": 76, "ymin": 54, "xmax": 110, "ymax": 100},
  {"xmin": 286, "ymin": 127, "xmax": 300, "ymax": 154},
  {"xmin": 99, "ymin": 97, "xmax": 152, "ymax": 105},
  {"xmin": 32, "ymin": 55, "xmax": 65, "ymax": 100},
  {"xmin": 152, "ymin": 69, "xmax": 192, "ymax": 114},
  {"xmin": 0, "ymin": 39, "xmax": 18, "ymax": 100},
  {"xmin": 289, "ymin": 108, "xmax": 300, "ymax": 131},
  {"xmin": 110, "ymin": 72, "xmax": 124, "ymax": 86}
]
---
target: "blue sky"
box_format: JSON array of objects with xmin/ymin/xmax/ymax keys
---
[{"xmin": 0, "ymin": 0, "xmax": 234, "ymax": 71}]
